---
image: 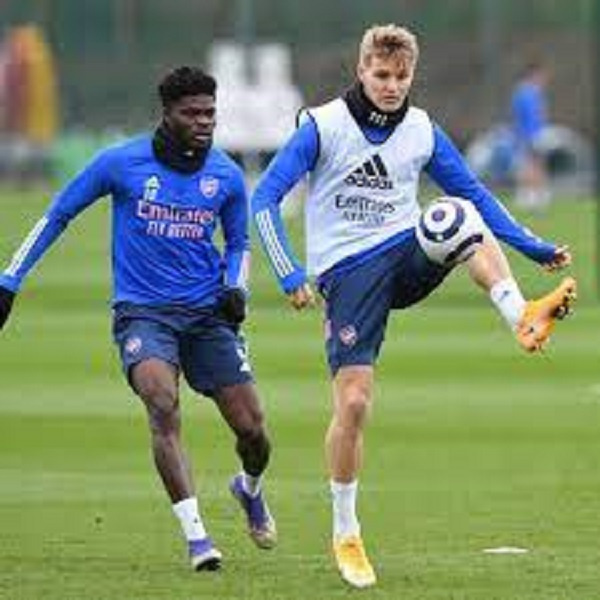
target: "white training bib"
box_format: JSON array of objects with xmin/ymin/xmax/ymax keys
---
[{"xmin": 303, "ymin": 99, "xmax": 434, "ymax": 276}]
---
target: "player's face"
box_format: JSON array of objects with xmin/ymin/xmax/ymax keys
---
[
  {"xmin": 164, "ymin": 94, "xmax": 216, "ymax": 150},
  {"xmin": 357, "ymin": 54, "xmax": 415, "ymax": 113}
]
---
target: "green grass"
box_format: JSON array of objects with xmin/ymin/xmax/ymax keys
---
[{"xmin": 0, "ymin": 188, "xmax": 599, "ymax": 599}]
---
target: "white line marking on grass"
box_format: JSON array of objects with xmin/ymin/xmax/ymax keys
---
[{"xmin": 482, "ymin": 546, "xmax": 529, "ymax": 554}]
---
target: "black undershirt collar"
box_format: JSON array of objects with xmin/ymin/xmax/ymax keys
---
[
  {"xmin": 152, "ymin": 123, "xmax": 210, "ymax": 174},
  {"xmin": 343, "ymin": 81, "xmax": 409, "ymax": 130}
]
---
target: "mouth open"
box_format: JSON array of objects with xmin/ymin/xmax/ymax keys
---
[{"xmin": 192, "ymin": 131, "xmax": 212, "ymax": 145}]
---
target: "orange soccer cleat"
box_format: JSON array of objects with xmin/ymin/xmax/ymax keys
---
[{"xmin": 516, "ymin": 276, "xmax": 577, "ymax": 352}]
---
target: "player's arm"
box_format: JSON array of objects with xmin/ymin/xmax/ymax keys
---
[
  {"xmin": 218, "ymin": 165, "xmax": 251, "ymax": 324},
  {"xmin": 0, "ymin": 150, "xmax": 115, "ymax": 330},
  {"xmin": 251, "ymin": 118, "xmax": 318, "ymax": 309},
  {"xmin": 424, "ymin": 123, "xmax": 568, "ymax": 267}
]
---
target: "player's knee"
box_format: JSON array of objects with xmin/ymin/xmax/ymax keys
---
[
  {"xmin": 135, "ymin": 377, "xmax": 180, "ymax": 433},
  {"xmin": 339, "ymin": 386, "xmax": 371, "ymax": 427},
  {"xmin": 221, "ymin": 385, "xmax": 266, "ymax": 438},
  {"xmin": 236, "ymin": 417, "xmax": 268, "ymax": 449},
  {"xmin": 242, "ymin": 421, "xmax": 267, "ymax": 449},
  {"xmin": 134, "ymin": 366, "xmax": 176, "ymax": 400},
  {"xmin": 335, "ymin": 369, "xmax": 373, "ymax": 427}
]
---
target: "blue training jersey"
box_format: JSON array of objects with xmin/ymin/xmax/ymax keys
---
[
  {"xmin": 511, "ymin": 82, "xmax": 547, "ymax": 144},
  {"xmin": 0, "ymin": 135, "xmax": 250, "ymax": 307},
  {"xmin": 252, "ymin": 116, "xmax": 556, "ymax": 292}
]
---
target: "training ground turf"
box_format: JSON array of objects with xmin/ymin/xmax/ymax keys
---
[{"xmin": 0, "ymin": 189, "xmax": 599, "ymax": 599}]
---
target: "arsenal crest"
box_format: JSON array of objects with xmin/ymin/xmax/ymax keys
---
[{"xmin": 200, "ymin": 176, "xmax": 219, "ymax": 198}]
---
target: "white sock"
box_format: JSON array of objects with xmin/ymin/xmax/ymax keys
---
[
  {"xmin": 330, "ymin": 479, "xmax": 360, "ymax": 540},
  {"xmin": 241, "ymin": 470, "xmax": 262, "ymax": 497},
  {"xmin": 490, "ymin": 278, "xmax": 526, "ymax": 329},
  {"xmin": 172, "ymin": 497, "xmax": 207, "ymax": 541}
]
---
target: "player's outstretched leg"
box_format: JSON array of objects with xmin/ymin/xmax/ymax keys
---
[
  {"xmin": 188, "ymin": 537, "xmax": 223, "ymax": 571},
  {"xmin": 516, "ymin": 276, "xmax": 577, "ymax": 352},
  {"xmin": 230, "ymin": 473, "xmax": 277, "ymax": 549},
  {"xmin": 333, "ymin": 534, "xmax": 377, "ymax": 588}
]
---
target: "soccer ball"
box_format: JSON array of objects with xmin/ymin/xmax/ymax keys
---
[{"xmin": 416, "ymin": 196, "xmax": 485, "ymax": 266}]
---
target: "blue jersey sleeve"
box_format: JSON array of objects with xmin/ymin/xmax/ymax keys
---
[
  {"xmin": 251, "ymin": 118, "xmax": 318, "ymax": 293},
  {"xmin": 424, "ymin": 124, "xmax": 556, "ymax": 264},
  {"xmin": 0, "ymin": 149, "xmax": 114, "ymax": 292},
  {"xmin": 220, "ymin": 166, "xmax": 250, "ymax": 291}
]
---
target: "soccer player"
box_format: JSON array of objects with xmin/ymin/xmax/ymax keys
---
[
  {"xmin": 251, "ymin": 25, "xmax": 576, "ymax": 588},
  {"xmin": 0, "ymin": 66, "xmax": 277, "ymax": 571},
  {"xmin": 510, "ymin": 60, "xmax": 551, "ymax": 210}
]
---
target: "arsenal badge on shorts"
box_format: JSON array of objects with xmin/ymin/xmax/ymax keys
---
[{"xmin": 339, "ymin": 325, "xmax": 358, "ymax": 347}]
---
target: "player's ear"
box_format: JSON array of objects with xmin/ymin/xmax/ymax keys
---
[
  {"xmin": 162, "ymin": 106, "xmax": 175, "ymax": 128},
  {"xmin": 356, "ymin": 61, "xmax": 366, "ymax": 83}
]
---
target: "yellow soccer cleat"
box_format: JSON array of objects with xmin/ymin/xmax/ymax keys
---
[
  {"xmin": 333, "ymin": 535, "xmax": 377, "ymax": 588},
  {"xmin": 516, "ymin": 276, "xmax": 577, "ymax": 352}
]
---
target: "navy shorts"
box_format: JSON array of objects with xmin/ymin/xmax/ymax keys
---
[
  {"xmin": 318, "ymin": 232, "xmax": 450, "ymax": 374},
  {"xmin": 112, "ymin": 303, "xmax": 253, "ymax": 397}
]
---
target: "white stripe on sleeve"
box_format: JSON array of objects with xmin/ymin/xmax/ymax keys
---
[
  {"xmin": 235, "ymin": 250, "xmax": 251, "ymax": 289},
  {"xmin": 255, "ymin": 209, "xmax": 294, "ymax": 278},
  {"xmin": 5, "ymin": 216, "xmax": 49, "ymax": 277}
]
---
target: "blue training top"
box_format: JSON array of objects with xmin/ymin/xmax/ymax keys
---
[
  {"xmin": 511, "ymin": 81, "xmax": 547, "ymax": 145},
  {"xmin": 0, "ymin": 135, "xmax": 250, "ymax": 307}
]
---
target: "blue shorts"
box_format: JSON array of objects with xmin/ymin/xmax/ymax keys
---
[
  {"xmin": 318, "ymin": 233, "xmax": 450, "ymax": 374},
  {"xmin": 112, "ymin": 303, "xmax": 253, "ymax": 397}
]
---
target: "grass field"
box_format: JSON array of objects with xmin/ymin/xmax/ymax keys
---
[{"xmin": 0, "ymin": 188, "xmax": 599, "ymax": 599}]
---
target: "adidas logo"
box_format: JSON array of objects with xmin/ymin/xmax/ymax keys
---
[{"xmin": 344, "ymin": 154, "xmax": 393, "ymax": 190}]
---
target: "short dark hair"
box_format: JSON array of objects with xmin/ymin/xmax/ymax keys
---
[{"xmin": 158, "ymin": 66, "xmax": 217, "ymax": 107}]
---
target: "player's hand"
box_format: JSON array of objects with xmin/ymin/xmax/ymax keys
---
[
  {"xmin": 543, "ymin": 245, "xmax": 572, "ymax": 272},
  {"xmin": 288, "ymin": 283, "xmax": 316, "ymax": 311},
  {"xmin": 0, "ymin": 286, "xmax": 15, "ymax": 331},
  {"xmin": 216, "ymin": 287, "xmax": 247, "ymax": 324}
]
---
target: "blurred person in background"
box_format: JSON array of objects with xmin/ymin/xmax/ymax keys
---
[
  {"xmin": 252, "ymin": 24, "xmax": 575, "ymax": 588},
  {"xmin": 510, "ymin": 61, "xmax": 551, "ymax": 210},
  {"xmin": 0, "ymin": 66, "xmax": 277, "ymax": 571}
]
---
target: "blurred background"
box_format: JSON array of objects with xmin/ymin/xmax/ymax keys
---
[{"xmin": 0, "ymin": 0, "xmax": 596, "ymax": 195}]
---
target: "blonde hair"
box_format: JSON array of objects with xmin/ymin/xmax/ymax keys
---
[{"xmin": 359, "ymin": 24, "xmax": 419, "ymax": 67}]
